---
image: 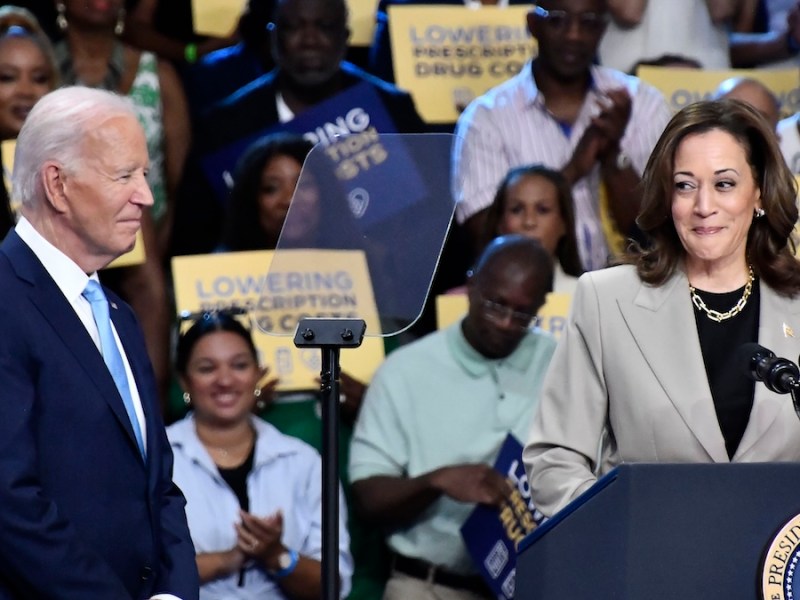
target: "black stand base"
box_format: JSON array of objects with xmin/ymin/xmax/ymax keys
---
[{"xmin": 294, "ymin": 318, "xmax": 366, "ymax": 600}]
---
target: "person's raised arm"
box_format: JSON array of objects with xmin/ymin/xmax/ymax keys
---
[
  {"xmin": 730, "ymin": 1, "xmax": 800, "ymax": 67},
  {"xmin": 592, "ymin": 88, "xmax": 641, "ymax": 236}
]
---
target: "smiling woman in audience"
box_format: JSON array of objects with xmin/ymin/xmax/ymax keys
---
[{"xmin": 169, "ymin": 311, "xmax": 353, "ymax": 599}]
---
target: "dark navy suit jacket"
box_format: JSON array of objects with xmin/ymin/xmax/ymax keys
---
[{"xmin": 0, "ymin": 230, "xmax": 199, "ymax": 599}]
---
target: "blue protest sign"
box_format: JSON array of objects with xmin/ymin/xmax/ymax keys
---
[
  {"xmin": 460, "ymin": 433, "xmax": 544, "ymax": 599},
  {"xmin": 200, "ymin": 82, "xmax": 427, "ymax": 228}
]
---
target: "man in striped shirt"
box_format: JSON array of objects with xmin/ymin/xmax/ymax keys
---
[{"xmin": 452, "ymin": 0, "xmax": 672, "ymax": 271}]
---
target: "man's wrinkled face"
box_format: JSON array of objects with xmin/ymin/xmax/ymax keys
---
[{"xmin": 59, "ymin": 114, "xmax": 153, "ymax": 267}]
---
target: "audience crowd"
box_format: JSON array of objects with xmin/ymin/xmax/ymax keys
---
[{"xmin": 2, "ymin": 0, "xmax": 800, "ymax": 598}]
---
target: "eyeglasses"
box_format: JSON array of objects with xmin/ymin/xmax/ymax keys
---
[
  {"xmin": 532, "ymin": 6, "xmax": 609, "ymax": 34},
  {"xmin": 477, "ymin": 293, "xmax": 539, "ymax": 331}
]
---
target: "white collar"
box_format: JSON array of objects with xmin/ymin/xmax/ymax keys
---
[{"xmin": 15, "ymin": 217, "xmax": 94, "ymax": 304}]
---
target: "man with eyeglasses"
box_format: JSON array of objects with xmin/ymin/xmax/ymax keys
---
[
  {"xmin": 349, "ymin": 235, "xmax": 556, "ymax": 600},
  {"xmin": 452, "ymin": 0, "xmax": 672, "ymax": 272}
]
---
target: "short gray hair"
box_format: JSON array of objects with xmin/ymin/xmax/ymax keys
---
[{"xmin": 12, "ymin": 86, "xmax": 137, "ymax": 208}]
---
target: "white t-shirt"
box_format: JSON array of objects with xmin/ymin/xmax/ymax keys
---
[
  {"xmin": 599, "ymin": 0, "xmax": 730, "ymax": 73},
  {"xmin": 778, "ymin": 113, "xmax": 800, "ymax": 173}
]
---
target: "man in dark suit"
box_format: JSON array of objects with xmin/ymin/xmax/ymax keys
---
[
  {"xmin": 172, "ymin": 0, "xmax": 428, "ymax": 256},
  {"xmin": 201, "ymin": 0, "xmax": 427, "ymax": 149},
  {"xmin": 0, "ymin": 86, "xmax": 199, "ymax": 599}
]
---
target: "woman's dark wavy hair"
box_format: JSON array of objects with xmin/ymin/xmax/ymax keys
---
[
  {"xmin": 175, "ymin": 312, "xmax": 258, "ymax": 375},
  {"xmin": 482, "ymin": 164, "xmax": 584, "ymax": 277},
  {"xmin": 630, "ymin": 98, "xmax": 800, "ymax": 296},
  {"xmin": 221, "ymin": 132, "xmax": 313, "ymax": 251}
]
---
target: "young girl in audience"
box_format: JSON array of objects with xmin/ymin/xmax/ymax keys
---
[{"xmin": 483, "ymin": 164, "xmax": 584, "ymax": 294}]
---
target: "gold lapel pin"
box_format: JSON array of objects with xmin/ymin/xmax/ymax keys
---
[{"xmin": 783, "ymin": 322, "xmax": 794, "ymax": 338}]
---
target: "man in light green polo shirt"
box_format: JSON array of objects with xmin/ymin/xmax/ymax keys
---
[{"xmin": 349, "ymin": 234, "xmax": 557, "ymax": 600}]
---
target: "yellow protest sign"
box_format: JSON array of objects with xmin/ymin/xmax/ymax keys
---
[
  {"xmin": 348, "ymin": 0, "xmax": 377, "ymax": 46},
  {"xmin": 389, "ymin": 5, "xmax": 535, "ymax": 123},
  {"xmin": 106, "ymin": 231, "xmax": 146, "ymax": 268},
  {"xmin": 436, "ymin": 292, "xmax": 572, "ymax": 339},
  {"xmin": 172, "ymin": 249, "xmax": 385, "ymax": 391},
  {"xmin": 191, "ymin": 0, "xmax": 246, "ymax": 37},
  {"xmin": 636, "ymin": 66, "xmax": 800, "ymax": 119},
  {"xmin": 191, "ymin": 0, "xmax": 374, "ymax": 43}
]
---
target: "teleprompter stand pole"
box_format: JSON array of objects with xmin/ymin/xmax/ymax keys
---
[
  {"xmin": 294, "ymin": 318, "xmax": 366, "ymax": 600},
  {"xmin": 790, "ymin": 381, "xmax": 800, "ymax": 422}
]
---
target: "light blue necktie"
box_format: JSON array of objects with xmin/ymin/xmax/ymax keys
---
[{"xmin": 82, "ymin": 280, "xmax": 146, "ymax": 459}]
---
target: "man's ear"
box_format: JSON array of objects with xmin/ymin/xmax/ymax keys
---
[{"xmin": 40, "ymin": 162, "xmax": 69, "ymax": 214}]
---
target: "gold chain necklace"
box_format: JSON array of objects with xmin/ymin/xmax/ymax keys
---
[{"xmin": 689, "ymin": 266, "xmax": 754, "ymax": 323}]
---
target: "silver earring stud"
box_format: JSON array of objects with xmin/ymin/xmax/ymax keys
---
[
  {"xmin": 56, "ymin": 2, "xmax": 68, "ymax": 31},
  {"xmin": 114, "ymin": 8, "xmax": 125, "ymax": 36},
  {"xmin": 182, "ymin": 391, "xmax": 191, "ymax": 405},
  {"xmin": 755, "ymin": 207, "xmax": 765, "ymax": 218}
]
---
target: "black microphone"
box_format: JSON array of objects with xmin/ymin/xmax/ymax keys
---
[{"xmin": 737, "ymin": 342, "xmax": 800, "ymax": 395}]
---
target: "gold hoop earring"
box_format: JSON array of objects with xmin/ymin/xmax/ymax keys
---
[
  {"xmin": 114, "ymin": 8, "xmax": 125, "ymax": 36},
  {"xmin": 182, "ymin": 391, "xmax": 191, "ymax": 405},
  {"xmin": 56, "ymin": 2, "xmax": 68, "ymax": 31}
]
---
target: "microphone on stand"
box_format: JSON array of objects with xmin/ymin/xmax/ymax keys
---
[
  {"xmin": 737, "ymin": 342, "xmax": 800, "ymax": 394},
  {"xmin": 737, "ymin": 343, "xmax": 800, "ymax": 420}
]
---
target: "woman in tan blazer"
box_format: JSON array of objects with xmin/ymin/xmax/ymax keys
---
[{"xmin": 524, "ymin": 99, "xmax": 800, "ymax": 518}]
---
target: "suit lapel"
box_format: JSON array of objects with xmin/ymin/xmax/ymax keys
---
[
  {"xmin": 2, "ymin": 232, "xmax": 145, "ymax": 461},
  {"xmin": 618, "ymin": 270, "xmax": 729, "ymax": 462},
  {"xmin": 735, "ymin": 283, "xmax": 800, "ymax": 459}
]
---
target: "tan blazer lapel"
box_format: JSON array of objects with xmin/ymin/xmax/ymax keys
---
[
  {"xmin": 735, "ymin": 283, "xmax": 800, "ymax": 459},
  {"xmin": 619, "ymin": 270, "xmax": 728, "ymax": 462}
]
